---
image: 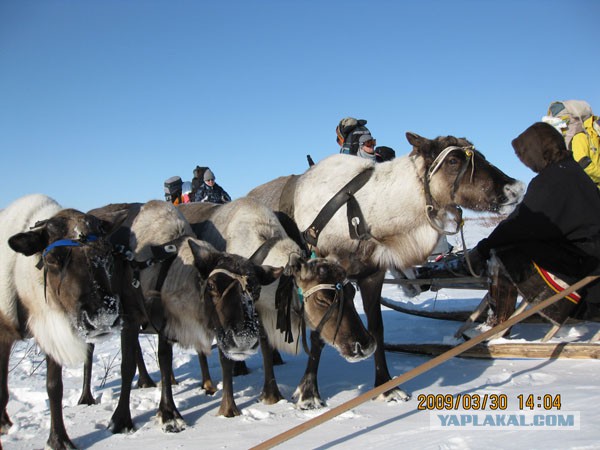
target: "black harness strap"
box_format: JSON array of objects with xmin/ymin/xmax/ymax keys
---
[
  {"xmin": 274, "ymin": 274, "xmax": 296, "ymax": 345},
  {"xmin": 276, "ymin": 175, "xmax": 310, "ymax": 257},
  {"xmin": 303, "ymin": 168, "xmax": 374, "ymax": 247},
  {"xmin": 249, "ymin": 236, "xmax": 282, "ymax": 265}
]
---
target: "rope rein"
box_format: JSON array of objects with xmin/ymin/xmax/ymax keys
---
[
  {"xmin": 208, "ymin": 268, "xmax": 250, "ymax": 301},
  {"xmin": 419, "ymin": 145, "xmax": 476, "ymax": 236}
]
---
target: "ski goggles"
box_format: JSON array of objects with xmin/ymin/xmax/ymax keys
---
[{"xmin": 361, "ymin": 139, "xmax": 376, "ymax": 148}]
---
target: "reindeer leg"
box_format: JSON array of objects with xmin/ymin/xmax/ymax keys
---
[
  {"xmin": 135, "ymin": 337, "xmax": 157, "ymax": 388},
  {"xmin": 197, "ymin": 352, "xmax": 217, "ymax": 395},
  {"xmin": 157, "ymin": 335, "xmax": 185, "ymax": 432},
  {"xmin": 46, "ymin": 356, "xmax": 76, "ymax": 450},
  {"xmin": 293, "ymin": 330, "xmax": 325, "ymax": 409},
  {"xmin": 258, "ymin": 324, "xmax": 283, "ymax": 405},
  {"xmin": 108, "ymin": 327, "xmax": 138, "ymax": 433},
  {"xmin": 217, "ymin": 349, "xmax": 240, "ymax": 417},
  {"xmin": 77, "ymin": 343, "xmax": 96, "ymax": 405},
  {"xmin": 0, "ymin": 341, "xmax": 13, "ymax": 434},
  {"xmin": 359, "ymin": 269, "xmax": 410, "ymax": 402}
]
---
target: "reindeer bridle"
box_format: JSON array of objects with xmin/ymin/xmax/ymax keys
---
[
  {"xmin": 37, "ymin": 233, "xmax": 109, "ymax": 301},
  {"xmin": 298, "ymin": 279, "xmax": 352, "ymax": 345},
  {"xmin": 421, "ymin": 145, "xmax": 476, "ymax": 235},
  {"xmin": 207, "ymin": 268, "xmax": 252, "ymax": 303}
]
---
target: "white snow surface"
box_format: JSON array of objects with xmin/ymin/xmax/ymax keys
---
[{"xmin": 3, "ymin": 216, "xmax": 600, "ymax": 450}]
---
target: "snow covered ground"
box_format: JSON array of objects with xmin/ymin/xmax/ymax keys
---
[{"xmin": 2, "ymin": 217, "xmax": 600, "ymax": 450}]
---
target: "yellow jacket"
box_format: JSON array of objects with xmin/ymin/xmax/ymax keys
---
[{"xmin": 572, "ymin": 115, "xmax": 600, "ymax": 187}]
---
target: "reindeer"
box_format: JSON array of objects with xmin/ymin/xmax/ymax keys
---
[
  {"xmin": 87, "ymin": 200, "xmax": 281, "ymax": 432},
  {"xmin": 179, "ymin": 198, "xmax": 376, "ymax": 409},
  {"xmin": 247, "ymin": 132, "xmax": 525, "ymax": 402},
  {"xmin": 0, "ymin": 194, "xmax": 124, "ymax": 450}
]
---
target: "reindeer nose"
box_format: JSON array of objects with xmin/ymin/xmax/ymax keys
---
[{"xmin": 503, "ymin": 181, "xmax": 525, "ymax": 204}]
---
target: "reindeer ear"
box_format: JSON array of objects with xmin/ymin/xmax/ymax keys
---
[
  {"xmin": 406, "ymin": 132, "xmax": 436, "ymax": 163},
  {"xmin": 188, "ymin": 239, "xmax": 219, "ymax": 279},
  {"xmin": 406, "ymin": 132, "xmax": 426, "ymax": 147},
  {"xmin": 8, "ymin": 230, "xmax": 47, "ymax": 256},
  {"xmin": 254, "ymin": 264, "xmax": 284, "ymax": 285},
  {"xmin": 284, "ymin": 253, "xmax": 305, "ymax": 276}
]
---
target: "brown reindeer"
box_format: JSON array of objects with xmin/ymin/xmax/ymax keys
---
[{"xmin": 1, "ymin": 194, "xmax": 125, "ymax": 450}]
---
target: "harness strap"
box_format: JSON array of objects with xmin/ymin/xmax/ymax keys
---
[
  {"xmin": 274, "ymin": 274, "xmax": 297, "ymax": 345},
  {"xmin": 277, "ymin": 175, "xmax": 310, "ymax": 256},
  {"xmin": 142, "ymin": 245, "xmax": 179, "ymax": 334},
  {"xmin": 249, "ymin": 236, "xmax": 282, "ymax": 265},
  {"xmin": 128, "ymin": 240, "xmax": 180, "ymax": 288},
  {"xmin": 303, "ymin": 168, "xmax": 374, "ymax": 247}
]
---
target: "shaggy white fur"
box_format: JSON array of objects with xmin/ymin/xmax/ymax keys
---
[
  {"xmin": 0, "ymin": 194, "xmax": 61, "ymax": 329},
  {"xmin": 0, "ymin": 194, "xmax": 94, "ymax": 366}
]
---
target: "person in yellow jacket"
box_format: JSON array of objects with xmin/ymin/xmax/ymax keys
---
[{"xmin": 572, "ymin": 115, "xmax": 600, "ymax": 188}]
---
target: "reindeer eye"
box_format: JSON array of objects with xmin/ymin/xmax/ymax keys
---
[
  {"xmin": 44, "ymin": 252, "xmax": 63, "ymax": 268},
  {"xmin": 313, "ymin": 294, "xmax": 331, "ymax": 308},
  {"xmin": 207, "ymin": 280, "xmax": 218, "ymax": 293}
]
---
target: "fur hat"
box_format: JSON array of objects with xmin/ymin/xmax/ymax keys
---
[
  {"xmin": 204, "ymin": 169, "xmax": 215, "ymax": 181},
  {"xmin": 512, "ymin": 122, "xmax": 569, "ymax": 173}
]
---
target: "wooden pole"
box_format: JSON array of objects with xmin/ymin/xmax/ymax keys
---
[{"xmin": 250, "ymin": 275, "xmax": 599, "ymax": 450}]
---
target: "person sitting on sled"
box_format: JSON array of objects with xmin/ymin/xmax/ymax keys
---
[{"xmin": 463, "ymin": 121, "xmax": 600, "ymax": 331}]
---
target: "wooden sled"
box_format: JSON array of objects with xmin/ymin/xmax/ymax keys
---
[
  {"xmin": 384, "ymin": 342, "xmax": 600, "ymax": 359},
  {"xmin": 380, "ymin": 297, "xmax": 547, "ymax": 323},
  {"xmin": 383, "ymin": 275, "xmax": 490, "ymax": 290}
]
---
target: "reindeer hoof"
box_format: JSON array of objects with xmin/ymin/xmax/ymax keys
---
[
  {"xmin": 77, "ymin": 392, "xmax": 97, "ymax": 406},
  {"xmin": 218, "ymin": 406, "xmax": 241, "ymax": 417},
  {"xmin": 376, "ymin": 387, "xmax": 411, "ymax": 403},
  {"xmin": 161, "ymin": 417, "xmax": 186, "ymax": 433},
  {"xmin": 108, "ymin": 412, "xmax": 135, "ymax": 434},
  {"xmin": 294, "ymin": 393, "xmax": 326, "ymax": 410},
  {"xmin": 1, "ymin": 414, "xmax": 13, "ymax": 434},
  {"xmin": 202, "ymin": 381, "xmax": 218, "ymax": 396},
  {"xmin": 136, "ymin": 378, "xmax": 157, "ymax": 389},
  {"xmin": 259, "ymin": 391, "xmax": 284, "ymax": 405}
]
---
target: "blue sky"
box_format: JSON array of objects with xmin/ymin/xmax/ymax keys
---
[{"xmin": 1, "ymin": 0, "xmax": 599, "ymax": 212}]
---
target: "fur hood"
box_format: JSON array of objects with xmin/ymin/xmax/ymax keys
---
[{"xmin": 511, "ymin": 122, "xmax": 570, "ymax": 173}]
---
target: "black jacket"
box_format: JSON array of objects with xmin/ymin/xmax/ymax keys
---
[
  {"xmin": 477, "ymin": 123, "xmax": 600, "ymax": 280},
  {"xmin": 194, "ymin": 182, "xmax": 231, "ymax": 204}
]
